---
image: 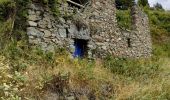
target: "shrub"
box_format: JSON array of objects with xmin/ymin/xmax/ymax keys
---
[
  {"xmin": 104, "ymin": 56, "xmax": 161, "ymax": 79},
  {"xmin": 116, "ymin": 10, "xmax": 132, "ymax": 29}
]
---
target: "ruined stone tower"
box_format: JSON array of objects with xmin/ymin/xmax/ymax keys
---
[{"xmin": 27, "ymin": 0, "xmax": 152, "ymax": 58}]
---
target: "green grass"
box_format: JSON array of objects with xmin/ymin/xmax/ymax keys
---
[
  {"xmin": 0, "ymin": 48, "xmax": 170, "ymax": 99},
  {"xmin": 0, "ymin": 2, "xmax": 170, "ymax": 100}
]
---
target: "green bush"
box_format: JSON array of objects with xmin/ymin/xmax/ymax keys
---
[
  {"xmin": 116, "ymin": 10, "xmax": 132, "ymax": 29},
  {"xmin": 40, "ymin": 0, "xmax": 62, "ymax": 16},
  {"xmin": 153, "ymin": 42, "xmax": 170, "ymax": 57},
  {"xmin": 104, "ymin": 56, "xmax": 161, "ymax": 79},
  {"xmin": 145, "ymin": 10, "xmax": 170, "ymax": 36},
  {"xmin": 0, "ymin": 0, "xmax": 16, "ymax": 21}
]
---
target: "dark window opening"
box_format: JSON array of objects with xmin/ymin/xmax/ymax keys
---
[
  {"xmin": 66, "ymin": 28, "xmax": 69, "ymax": 38},
  {"xmin": 127, "ymin": 38, "xmax": 131, "ymax": 47},
  {"xmin": 73, "ymin": 39, "xmax": 88, "ymax": 58}
]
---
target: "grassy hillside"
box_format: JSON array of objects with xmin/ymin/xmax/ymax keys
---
[{"xmin": 0, "ymin": 1, "xmax": 170, "ymax": 99}]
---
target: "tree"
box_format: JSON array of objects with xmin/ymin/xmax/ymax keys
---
[
  {"xmin": 0, "ymin": 0, "xmax": 16, "ymax": 21},
  {"xmin": 115, "ymin": 0, "xmax": 134, "ymax": 10},
  {"xmin": 138, "ymin": 0, "xmax": 150, "ymax": 7},
  {"xmin": 154, "ymin": 3, "xmax": 164, "ymax": 10}
]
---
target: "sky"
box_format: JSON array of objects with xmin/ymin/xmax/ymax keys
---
[{"xmin": 148, "ymin": 0, "xmax": 170, "ymax": 10}]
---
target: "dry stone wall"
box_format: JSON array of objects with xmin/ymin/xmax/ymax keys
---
[{"xmin": 27, "ymin": 0, "xmax": 152, "ymax": 58}]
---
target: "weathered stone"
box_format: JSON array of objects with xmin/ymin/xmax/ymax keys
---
[
  {"xmin": 28, "ymin": 21, "xmax": 37, "ymax": 27},
  {"xmin": 38, "ymin": 20, "xmax": 47, "ymax": 29},
  {"xmin": 29, "ymin": 36, "xmax": 34, "ymax": 39},
  {"xmin": 68, "ymin": 24, "xmax": 76, "ymax": 34},
  {"xmin": 35, "ymin": 11, "xmax": 41, "ymax": 16},
  {"xmin": 27, "ymin": 27, "xmax": 38, "ymax": 36},
  {"xmin": 59, "ymin": 17, "xmax": 65, "ymax": 24},
  {"xmin": 44, "ymin": 30, "xmax": 51, "ymax": 37},
  {"xmin": 28, "ymin": 9, "xmax": 35, "ymax": 15},
  {"xmin": 29, "ymin": 38, "xmax": 41, "ymax": 44},
  {"xmin": 102, "ymin": 46, "xmax": 107, "ymax": 50},
  {"xmin": 27, "ymin": 0, "xmax": 152, "ymax": 58},
  {"xmin": 66, "ymin": 96, "xmax": 75, "ymax": 100},
  {"xmin": 28, "ymin": 15, "xmax": 37, "ymax": 21},
  {"xmin": 47, "ymin": 23, "xmax": 52, "ymax": 29},
  {"xmin": 59, "ymin": 28, "xmax": 67, "ymax": 38},
  {"xmin": 30, "ymin": 3, "xmax": 43, "ymax": 11},
  {"xmin": 27, "ymin": 27, "xmax": 44, "ymax": 37},
  {"xmin": 93, "ymin": 35, "xmax": 103, "ymax": 42}
]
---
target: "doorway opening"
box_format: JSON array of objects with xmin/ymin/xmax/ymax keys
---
[{"xmin": 73, "ymin": 39, "xmax": 88, "ymax": 58}]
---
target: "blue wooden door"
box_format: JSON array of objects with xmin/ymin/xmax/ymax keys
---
[
  {"xmin": 73, "ymin": 40, "xmax": 83, "ymax": 57},
  {"xmin": 73, "ymin": 39, "xmax": 87, "ymax": 58}
]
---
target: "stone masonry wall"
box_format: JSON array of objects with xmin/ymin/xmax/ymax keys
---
[{"xmin": 27, "ymin": 0, "xmax": 152, "ymax": 58}]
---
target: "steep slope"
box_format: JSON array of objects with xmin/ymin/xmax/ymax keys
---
[{"xmin": 0, "ymin": 0, "xmax": 170, "ymax": 99}]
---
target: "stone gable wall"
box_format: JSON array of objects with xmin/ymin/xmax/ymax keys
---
[{"xmin": 27, "ymin": 0, "xmax": 152, "ymax": 58}]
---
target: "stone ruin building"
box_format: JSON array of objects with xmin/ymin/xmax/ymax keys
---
[{"xmin": 27, "ymin": 0, "xmax": 152, "ymax": 58}]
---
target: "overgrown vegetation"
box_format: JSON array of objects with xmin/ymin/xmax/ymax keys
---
[
  {"xmin": 1, "ymin": 46, "xmax": 170, "ymax": 99},
  {"xmin": 41, "ymin": 0, "xmax": 63, "ymax": 16},
  {"xmin": 116, "ymin": 9, "xmax": 132, "ymax": 29},
  {"xmin": 0, "ymin": 0, "xmax": 170, "ymax": 99}
]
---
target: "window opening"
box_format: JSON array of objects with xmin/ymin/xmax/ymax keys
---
[
  {"xmin": 127, "ymin": 38, "xmax": 131, "ymax": 47},
  {"xmin": 66, "ymin": 28, "xmax": 69, "ymax": 38}
]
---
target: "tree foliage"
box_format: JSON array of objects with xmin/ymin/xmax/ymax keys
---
[
  {"xmin": 0, "ymin": 0, "xmax": 16, "ymax": 21},
  {"xmin": 137, "ymin": 0, "xmax": 149, "ymax": 7},
  {"xmin": 115, "ymin": 0, "xmax": 134, "ymax": 10},
  {"xmin": 154, "ymin": 3, "xmax": 164, "ymax": 10}
]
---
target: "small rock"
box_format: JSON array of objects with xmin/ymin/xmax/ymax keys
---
[
  {"xmin": 66, "ymin": 96, "xmax": 75, "ymax": 100},
  {"xmin": 28, "ymin": 15, "xmax": 37, "ymax": 21},
  {"xmin": 44, "ymin": 30, "xmax": 51, "ymax": 37},
  {"xmin": 30, "ymin": 3, "xmax": 43, "ymax": 11},
  {"xmin": 48, "ymin": 23, "xmax": 52, "ymax": 29},
  {"xmin": 27, "ymin": 27, "xmax": 44, "ymax": 37},
  {"xmin": 88, "ymin": 45, "xmax": 94, "ymax": 49},
  {"xmin": 36, "ymin": 11, "xmax": 41, "ymax": 16},
  {"xmin": 59, "ymin": 17, "xmax": 65, "ymax": 24},
  {"xmin": 27, "ymin": 27, "xmax": 38, "ymax": 36},
  {"xmin": 59, "ymin": 28, "xmax": 67, "ymax": 38},
  {"xmin": 93, "ymin": 35, "xmax": 103, "ymax": 42},
  {"xmin": 68, "ymin": 24, "xmax": 76, "ymax": 34},
  {"xmin": 29, "ymin": 38, "xmax": 40, "ymax": 44},
  {"xmin": 38, "ymin": 20, "xmax": 47, "ymax": 29},
  {"xmin": 28, "ymin": 10, "xmax": 35, "ymax": 15},
  {"xmin": 67, "ymin": 20, "xmax": 72, "ymax": 24},
  {"xmin": 106, "ymin": 39, "xmax": 110, "ymax": 42},
  {"xmin": 29, "ymin": 36, "xmax": 34, "ymax": 39},
  {"xmin": 102, "ymin": 46, "xmax": 107, "ymax": 50},
  {"xmin": 28, "ymin": 21, "xmax": 37, "ymax": 27}
]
